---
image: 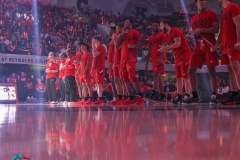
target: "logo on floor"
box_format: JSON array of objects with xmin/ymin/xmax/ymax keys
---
[{"xmin": 12, "ymin": 154, "xmax": 30, "ymax": 160}]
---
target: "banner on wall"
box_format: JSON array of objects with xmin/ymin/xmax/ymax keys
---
[{"xmin": 0, "ymin": 53, "xmax": 48, "ymax": 66}]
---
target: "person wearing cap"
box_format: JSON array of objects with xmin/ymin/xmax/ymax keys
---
[
  {"xmin": 91, "ymin": 36, "xmax": 106, "ymax": 104},
  {"xmin": 45, "ymin": 52, "xmax": 59, "ymax": 104}
]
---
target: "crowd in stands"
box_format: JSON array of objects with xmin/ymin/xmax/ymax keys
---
[{"xmin": 0, "ymin": 0, "xmax": 195, "ymax": 63}]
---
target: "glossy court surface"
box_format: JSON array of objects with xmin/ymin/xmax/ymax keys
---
[{"xmin": 0, "ymin": 103, "xmax": 240, "ymax": 160}]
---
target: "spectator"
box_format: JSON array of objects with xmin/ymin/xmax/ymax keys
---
[{"xmin": 35, "ymin": 78, "xmax": 48, "ymax": 103}]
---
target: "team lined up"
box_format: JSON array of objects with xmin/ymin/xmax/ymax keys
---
[{"xmin": 45, "ymin": 0, "xmax": 240, "ymax": 106}]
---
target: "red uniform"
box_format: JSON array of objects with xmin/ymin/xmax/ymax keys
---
[
  {"xmin": 80, "ymin": 52, "xmax": 93, "ymax": 83},
  {"xmin": 92, "ymin": 45, "xmax": 106, "ymax": 84},
  {"xmin": 221, "ymin": 3, "xmax": 240, "ymax": 64},
  {"xmin": 75, "ymin": 51, "xmax": 83, "ymax": 81},
  {"xmin": 107, "ymin": 40, "xmax": 114, "ymax": 78},
  {"xmin": 58, "ymin": 59, "xmax": 66, "ymax": 79},
  {"xmin": 190, "ymin": 10, "xmax": 219, "ymax": 68},
  {"xmin": 121, "ymin": 29, "xmax": 141, "ymax": 82},
  {"xmin": 36, "ymin": 83, "xmax": 46, "ymax": 92},
  {"xmin": 113, "ymin": 36, "xmax": 122, "ymax": 77},
  {"xmin": 46, "ymin": 60, "xmax": 59, "ymax": 78},
  {"xmin": 65, "ymin": 55, "xmax": 75, "ymax": 76},
  {"xmin": 148, "ymin": 32, "xmax": 167, "ymax": 74},
  {"xmin": 166, "ymin": 28, "xmax": 191, "ymax": 78}
]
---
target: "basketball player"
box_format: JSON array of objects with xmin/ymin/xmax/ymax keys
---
[
  {"xmin": 159, "ymin": 19, "xmax": 191, "ymax": 104},
  {"xmin": 58, "ymin": 53, "xmax": 66, "ymax": 103}
]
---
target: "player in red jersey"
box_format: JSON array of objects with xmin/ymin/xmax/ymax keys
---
[
  {"xmin": 159, "ymin": 19, "xmax": 191, "ymax": 104},
  {"xmin": 110, "ymin": 24, "xmax": 128, "ymax": 105},
  {"xmin": 214, "ymin": 0, "xmax": 240, "ymax": 105},
  {"xmin": 116, "ymin": 19, "xmax": 145, "ymax": 105},
  {"xmin": 45, "ymin": 52, "xmax": 59, "ymax": 104},
  {"xmin": 79, "ymin": 43, "xmax": 93, "ymax": 105},
  {"xmin": 91, "ymin": 36, "xmax": 106, "ymax": 104},
  {"xmin": 58, "ymin": 53, "xmax": 66, "ymax": 103},
  {"xmin": 62, "ymin": 49, "xmax": 77, "ymax": 104},
  {"xmin": 107, "ymin": 26, "xmax": 119, "ymax": 104},
  {"xmin": 145, "ymin": 21, "xmax": 166, "ymax": 104},
  {"xmin": 74, "ymin": 46, "xmax": 84, "ymax": 102},
  {"xmin": 184, "ymin": 0, "xmax": 219, "ymax": 105}
]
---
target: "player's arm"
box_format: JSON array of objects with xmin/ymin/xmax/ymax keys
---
[
  {"xmin": 200, "ymin": 22, "xmax": 219, "ymax": 34},
  {"xmin": 166, "ymin": 37, "xmax": 181, "ymax": 50},
  {"xmin": 84, "ymin": 60, "xmax": 91, "ymax": 73},
  {"xmin": 116, "ymin": 34, "xmax": 124, "ymax": 49},
  {"xmin": 233, "ymin": 14, "xmax": 240, "ymax": 44}
]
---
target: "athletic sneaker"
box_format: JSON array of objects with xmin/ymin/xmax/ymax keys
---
[
  {"xmin": 146, "ymin": 92, "xmax": 155, "ymax": 101},
  {"xmin": 182, "ymin": 95, "xmax": 200, "ymax": 104},
  {"xmin": 221, "ymin": 93, "xmax": 238, "ymax": 105},
  {"xmin": 121, "ymin": 98, "xmax": 136, "ymax": 105},
  {"xmin": 209, "ymin": 95, "xmax": 218, "ymax": 105},
  {"xmin": 46, "ymin": 101, "xmax": 51, "ymax": 104},
  {"xmin": 63, "ymin": 101, "xmax": 68, "ymax": 105},
  {"xmin": 117, "ymin": 99, "xmax": 127, "ymax": 105},
  {"xmin": 93, "ymin": 98, "xmax": 104, "ymax": 104},
  {"xmin": 108, "ymin": 98, "xmax": 121, "ymax": 105},
  {"xmin": 84, "ymin": 99, "xmax": 93, "ymax": 105},
  {"xmin": 135, "ymin": 96, "xmax": 145, "ymax": 105},
  {"xmin": 78, "ymin": 99, "xmax": 87, "ymax": 104},
  {"xmin": 50, "ymin": 101, "xmax": 58, "ymax": 104},
  {"xmin": 170, "ymin": 96, "xmax": 182, "ymax": 104}
]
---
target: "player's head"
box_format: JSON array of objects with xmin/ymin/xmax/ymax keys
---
[
  {"xmin": 160, "ymin": 19, "xmax": 172, "ymax": 34},
  {"xmin": 66, "ymin": 48, "xmax": 75, "ymax": 56},
  {"xmin": 81, "ymin": 43, "xmax": 89, "ymax": 52},
  {"xmin": 218, "ymin": 0, "xmax": 231, "ymax": 8},
  {"xmin": 109, "ymin": 26, "xmax": 116, "ymax": 36},
  {"xmin": 116, "ymin": 24, "xmax": 124, "ymax": 34},
  {"xmin": 48, "ymin": 52, "xmax": 55, "ymax": 60},
  {"xmin": 92, "ymin": 36, "xmax": 102, "ymax": 47},
  {"xmin": 195, "ymin": 0, "xmax": 208, "ymax": 11},
  {"xmin": 124, "ymin": 19, "xmax": 133, "ymax": 29},
  {"xmin": 152, "ymin": 21, "xmax": 160, "ymax": 33},
  {"xmin": 59, "ymin": 53, "xmax": 66, "ymax": 60}
]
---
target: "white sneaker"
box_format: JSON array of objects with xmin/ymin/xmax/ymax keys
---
[
  {"xmin": 63, "ymin": 101, "xmax": 68, "ymax": 105},
  {"xmin": 27, "ymin": 96, "xmax": 30, "ymax": 99},
  {"xmin": 50, "ymin": 101, "xmax": 58, "ymax": 104}
]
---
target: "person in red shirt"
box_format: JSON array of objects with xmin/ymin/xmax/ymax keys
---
[
  {"xmin": 79, "ymin": 43, "xmax": 93, "ymax": 104},
  {"xmin": 58, "ymin": 53, "xmax": 66, "ymax": 103},
  {"xmin": 110, "ymin": 24, "xmax": 128, "ymax": 105},
  {"xmin": 91, "ymin": 36, "xmax": 106, "ymax": 104},
  {"xmin": 35, "ymin": 78, "xmax": 48, "ymax": 103},
  {"xmin": 74, "ymin": 46, "xmax": 84, "ymax": 102},
  {"xmin": 107, "ymin": 26, "xmax": 119, "ymax": 104},
  {"xmin": 62, "ymin": 49, "xmax": 77, "ymax": 104},
  {"xmin": 159, "ymin": 19, "xmax": 191, "ymax": 104},
  {"xmin": 145, "ymin": 21, "xmax": 167, "ymax": 104},
  {"xmin": 214, "ymin": 0, "xmax": 240, "ymax": 105},
  {"xmin": 185, "ymin": 0, "xmax": 219, "ymax": 104},
  {"xmin": 116, "ymin": 19, "xmax": 145, "ymax": 105},
  {"xmin": 45, "ymin": 52, "xmax": 59, "ymax": 104}
]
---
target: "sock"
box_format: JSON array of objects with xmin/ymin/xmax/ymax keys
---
[
  {"xmin": 118, "ymin": 95, "xmax": 123, "ymax": 99},
  {"xmin": 192, "ymin": 91, "xmax": 198, "ymax": 97},
  {"xmin": 129, "ymin": 96, "xmax": 134, "ymax": 100},
  {"xmin": 138, "ymin": 92, "xmax": 144, "ymax": 97},
  {"xmin": 212, "ymin": 92, "xmax": 217, "ymax": 95},
  {"xmin": 177, "ymin": 94, "xmax": 182, "ymax": 100}
]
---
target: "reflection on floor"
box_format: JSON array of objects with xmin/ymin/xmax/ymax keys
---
[{"xmin": 0, "ymin": 104, "xmax": 240, "ymax": 159}]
